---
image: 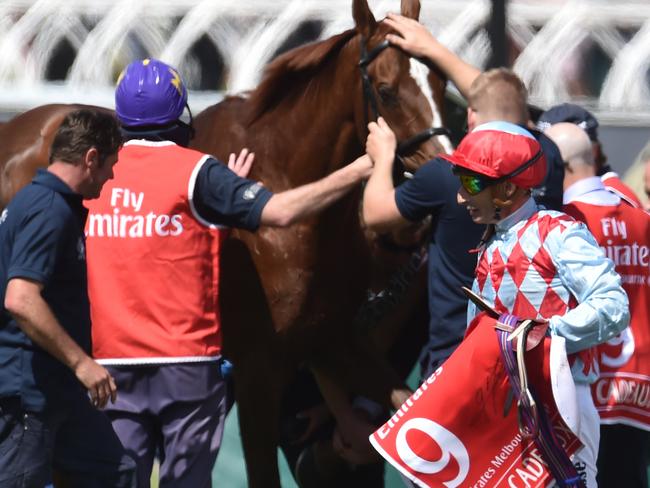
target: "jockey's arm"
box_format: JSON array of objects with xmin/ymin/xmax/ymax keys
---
[
  {"xmin": 259, "ymin": 154, "xmax": 373, "ymax": 227},
  {"xmin": 363, "ymin": 118, "xmax": 411, "ymax": 232},
  {"xmin": 549, "ymin": 223, "xmax": 630, "ymax": 353}
]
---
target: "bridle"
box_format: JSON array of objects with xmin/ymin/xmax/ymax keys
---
[{"xmin": 358, "ymin": 36, "xmax": 449, "ymax": 178}]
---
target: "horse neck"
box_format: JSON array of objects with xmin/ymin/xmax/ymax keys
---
[{"xmin": 251, "ymin": 43, "xmax": 363, "ymax": 189}]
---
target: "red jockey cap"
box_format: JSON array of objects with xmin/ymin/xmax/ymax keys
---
[{"xmin": 441, "ymin": 121, "xmax": 547, "ymax": 189}]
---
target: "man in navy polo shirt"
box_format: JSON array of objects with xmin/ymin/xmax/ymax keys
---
[{"xmin": 0, "ymin": 109, "xmax": 135, "ymax": 487}]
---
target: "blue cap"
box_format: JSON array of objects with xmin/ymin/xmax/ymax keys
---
[
  {"xmin": 536, "ymin": 103, "xmax": 599, "ymax": 142},
  {"xmin": 115, "ymin": 59, "xmax": 187, "ymax": 127}
]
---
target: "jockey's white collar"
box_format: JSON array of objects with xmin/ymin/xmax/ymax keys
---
[{"xmin": 495, "ymin": 197, "xmax": 538, "ymax": 233}]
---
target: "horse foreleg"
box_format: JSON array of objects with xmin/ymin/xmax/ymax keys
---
[{"xmin": 234, "ymin": 355, "xmax": 285, "ymax": 488}]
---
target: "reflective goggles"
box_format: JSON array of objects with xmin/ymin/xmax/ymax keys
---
[
  {"xmin": 454, "ymin": 148, "xmax": 543, "ymax": 196},
  {"xmin": 458, "ymin": 173, "xmax": 494, "ymax": 195}
]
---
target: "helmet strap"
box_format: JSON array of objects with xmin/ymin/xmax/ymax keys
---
[
  {"xmin": 121, "ymin": 122, "xmax": 193, "ymax": 147},
  {"xmin": 182, "ymin": 102, "xmax": 196, "ymax": 141}
]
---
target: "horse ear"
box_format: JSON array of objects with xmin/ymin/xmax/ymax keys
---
[
  {"xmin": 352, "ymin": 0, "xmax": 377, "ymax": 38},
  {"xmin": 400, "ymin": 0, "xmax": 421, "ymax": 20}
]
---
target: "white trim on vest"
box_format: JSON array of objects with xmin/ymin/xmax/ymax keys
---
[
  {"xmin": 600, "ymin": 417, "xmax": 650, "ymax": 432},
  {"xmin": 604, "ymin": 185, "xmax": 639, "ymax": 208},
  {"xmin": 188, "ymin": 154, "xmax": 228, "ymax": 230},
  {"xmin": 97, "ymin": 355, "xmax": 221, "ymax": 366},
  {"xmin": 123, "ymin": 139, "xmax": 229, "ymax": 229},
  {"xmin": 123, "ymin": 139, "xmax": 177, "ymax": 147}
]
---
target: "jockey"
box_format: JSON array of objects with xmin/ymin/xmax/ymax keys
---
[
  {"xmin": 365, "ymin": 117, "xmax": 628, "ymax": 486},
  {"xmin": 441, "ymin": 120, "xmax": 630, "ymax": 487},
  {"xmin": 85, "ymin": 58, "xmax": 372, "ymax": 487},
  {"xmin": 546, "ymin": 122, "xmax": 650, "ymax": 488}
]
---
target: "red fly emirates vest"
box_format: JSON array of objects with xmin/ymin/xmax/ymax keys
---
[
  {"xmin": 564, "ymin": 200, "xmax": 650, "ymax": 430},
  {"xmin": 86, "ymin": 140, "xmax": 227, "ymax": 365},
  {"xmin": 601, "ymin": 172, "xmax": 642, "ymax": 208}
]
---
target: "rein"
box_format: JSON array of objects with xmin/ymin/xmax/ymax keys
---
[
  {"xmin": 358, "ymin": 36, "xmax": 449, "ymax": 178},
  {"xmin": 462, "ymin": 287, "xmax": 585, "ymax": 487},
  {"xmin": 495, "ymin": 314, "xmax": 585, "ymax": 488}
]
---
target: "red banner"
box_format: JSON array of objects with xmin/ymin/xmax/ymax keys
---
[
  {"xmin": 592, "ymin": 328, "xmax": 650, "ymax": 430},
  {"xmin": 370, "ymin": 314, "xmax": 582, "ymax": 487}
]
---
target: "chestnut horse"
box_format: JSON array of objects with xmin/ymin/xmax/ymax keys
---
[
  {"xmin": 0, "ymin": 0, "xmax": 449, "ymax": 484},
  {"xmin": 189, "ymin": 0, "xmax": 448, "ymax": 484}
]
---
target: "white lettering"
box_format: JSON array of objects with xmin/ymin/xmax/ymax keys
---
[
  {"xmin": 600, "ymin": 242, "xmax": 650, "ymax": 274},
  {"xmin": 129, "ymin": 216, "xmax": 144, "ymax": 238},
  {"xmin": 521, "ymin": 457, "xmax": 545, "ymax": 477},
  {"xmin": 86, "ymin": 212, "xmax": 184, "ymax": 238},
  {"xmin": 618, "ymin": 219, "xmax": 627, "ymax": 240},
  {"xmin": 119, "ymin": 215, "xmax": 132, "ymax": 237},
  {"xmin": 601, "ymin": 218, "xmax": 612, "ymax": 237},
  {"xmin": 513, "ymin": 466, "xmax": 538, "ymax": 487},
  {"xmin": 87, "ymin": 213, "xmax": 112, "ymax": 237},
  {"xmin": 601, "ymin": 327, "xmax": 635, "ymax": 368},
  {"xmin": 377, "ymin": 425, "xmax": 390, "ymax": 440},
  {"xmin": 395, "ymin": 418, "xmax": 469, "ymax": 487},
  {"xmin": 169, "ymin": 215, "xmax": 183, "ymax": 236},
  {"xmin": 131, "ymin": 191, "xmax": 144, "ymax": 212},
  {"xmin": 600, "ymin": 217, "xmax": 627, "ymax": 239},
  {"xmin": 112, "ymin": 208, "xmax": 119, "ymax": 232},
  {"xmin": 110, "ymin": 188, "xmax": 123, "ymax": 208},
  {"xmin": 146, "ymin": 212, "xmax": 156, "ymax": 235},
  {"xmin": 155, "ymin": 214, "xmax": 171, "ymax": 236},
  {"xmin": 595, "ymin": 378, "xmax": 650, "ymax": 408}
]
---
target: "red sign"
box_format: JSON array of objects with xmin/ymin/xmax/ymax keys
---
[{"xmin": 370, "ymin": 314, "xmax": 582, "ymax": 487}]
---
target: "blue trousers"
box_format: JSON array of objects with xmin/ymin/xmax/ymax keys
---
[
  {"xmin": 104, "ymin": 363, "xmax": 228, "ymax": 488},
  {"xmin": 0, "ymin": 393, "xmax": 136, "ymax": 487}
]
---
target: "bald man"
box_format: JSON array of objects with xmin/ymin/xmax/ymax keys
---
[
  {"xmin": 538, "ymin": 103, "xmax": 642, "ymax": 208},
  {"xmin": 545, "ymin": 123, "xmax": 597, "ymax": 195},
  {"xmin": 546, "ymin": 122, "xmax": 650, "ymax": 488}
]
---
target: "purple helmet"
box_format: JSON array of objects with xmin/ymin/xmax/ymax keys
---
[{"xmin": 115, "ymin": 59, "xmax": 187, "ymax": 127}]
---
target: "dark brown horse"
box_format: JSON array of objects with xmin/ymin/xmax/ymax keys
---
[
  {"xmin": 190, "ymin": 0, "xmax": 448, "ymax": 484},
  {"xmin": 0, "ymin": 0, "xmax": 449, "ymax": 485}
]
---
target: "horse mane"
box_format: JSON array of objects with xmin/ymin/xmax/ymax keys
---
[{"xmin": 246, "ymin": 29, "xmax": 357, "ymax": 125}]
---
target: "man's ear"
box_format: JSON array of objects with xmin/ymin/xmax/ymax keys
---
[
  {"xmin": 503, "ymin": 181, "xmax": 518, "ymax": 199},
  {"xmin": 84, "ymin": 147, "xmax": 99, "ymax": 170},
  {"xmin": 492, "ymin": 181, "xmax": 518, "ymax": 208},
  {"xmin": 466, "ymin": 107, "xmax": 477, "ymax": 132}
]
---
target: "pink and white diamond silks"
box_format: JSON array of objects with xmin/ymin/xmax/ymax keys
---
[{"xmin": 472, "ymin": 210, "xmax": 596, "ymax": 381}]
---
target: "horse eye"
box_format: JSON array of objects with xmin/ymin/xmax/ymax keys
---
[{"xmin": 377, "ymin": 84, "xmax": 398, "ymax": 105}]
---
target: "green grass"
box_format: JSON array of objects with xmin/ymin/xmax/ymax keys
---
[
  {"xmin": 149, "ymin": 407, "xmax": 298, "ymax": 487},
  {"xmin": 150, "ymin": 366, "xmax": 423, "ymax": 486}
]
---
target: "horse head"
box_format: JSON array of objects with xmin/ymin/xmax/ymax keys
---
[
  {"xmin": 237, "ymin": 0, "xmax": 450, "ymax": 188},
  {"xmin": 353, "ymin": 0, "xmax": 451, "ymax": 171}
]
